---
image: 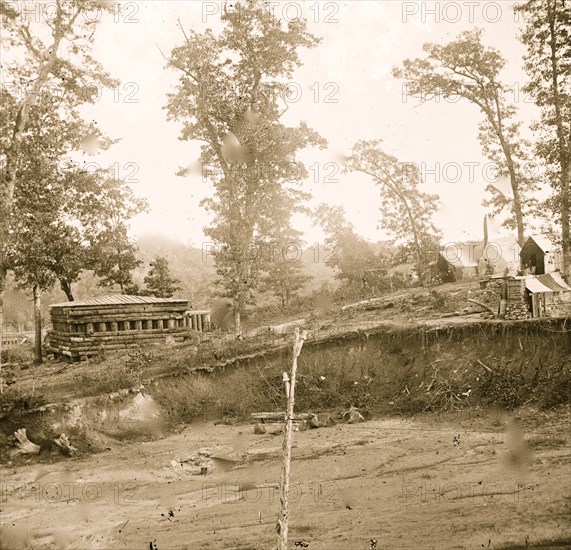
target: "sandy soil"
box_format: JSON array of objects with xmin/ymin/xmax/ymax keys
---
[{"xmin": 1, "ymin": 408, "xmax": 570, "ymax": 550}]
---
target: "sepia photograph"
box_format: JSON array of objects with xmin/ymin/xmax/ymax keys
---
[{"xmin": 0, "ymin": 0, "xmax": 570, "ymax": 548}]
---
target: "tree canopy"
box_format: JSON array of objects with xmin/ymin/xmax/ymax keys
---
[{"xmin": 165, "ymin": 0, "xmax": 325, "ymax": 336}]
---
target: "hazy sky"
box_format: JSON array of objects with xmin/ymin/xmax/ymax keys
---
[{"xmin": 78, "ymin": 0, "xmax": 538, "ymax": 247}]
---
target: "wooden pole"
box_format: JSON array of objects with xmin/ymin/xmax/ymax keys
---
[
  {"xmin": 276, "ymin": 327, "xmax": 307, "ymax": 550},
  {"xmin": 33, "ymin": 285, "xmax": 42, "ymax": 364}
]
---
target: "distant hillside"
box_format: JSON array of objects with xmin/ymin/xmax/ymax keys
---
[
  {"xmin": 133, "ymin": 235, "xmax": 215, "ymax": 307},
  {"xmin": 3, "ymin": 235, "xmax": 398, "ymax": 328}
]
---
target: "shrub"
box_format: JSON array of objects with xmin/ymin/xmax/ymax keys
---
[{"xmin": 478, "ymin": 370, "xmax": 532, "ymax": 410}]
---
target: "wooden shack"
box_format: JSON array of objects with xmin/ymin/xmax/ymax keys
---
[
  {"xmin": 48, "ymin": 295, "xmax": 211, "ymax": 360},
  {"xmin": 504, "ymin": 273, "xmax": 571, "ymax": 319},
  {"xmin": 520, "ymin": 235, "xmax": 562, "ymax": 275}
]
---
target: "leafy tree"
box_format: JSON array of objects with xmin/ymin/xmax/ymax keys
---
[
  {"xmin": 2, "ymin": 88, "xmax": 146, "ymax": 361},
  {"xmin": 259, "ymin": 226, "xmax": 312, "ymax": 309},
  {"xmin": 344, "ymin": 140, "xmax": 441, "ymax": 283},
  {"xmin": 313, "ymin": 204, "xmax": 384, "ymax": 292},
  {"xmin": 392, "ymin": 29, "xmax": 533, "ymax": 246},
  {"xmin": 143, "ymin": 256, "xmax": 182, "ymax": 298},
  {"xmin": 516, "ymin": 0, "xmax": 571, "ymax": 281},
  {"xmin": 165, "ymin": 0, "xmax": 325, "ymax": 337},
  {"xmin": 1, "ymin": 0, "xmax": 116, "ymax": 359},
  {"xmin": 2, "ymin": 87, "xmax": 95, "ymax": 362}
]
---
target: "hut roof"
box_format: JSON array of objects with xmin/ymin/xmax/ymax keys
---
[
  {"xmin": 523, "ymin": 235, "xmax": 555, "ymax": 253},
  {"xmin": 521, "ymin": 273, "xmax": 571, "ymax": 294},
  {"xmin": 49, "ymin": 295, "xmax": 188, "ymax": 308},
  {"xmin": 537, "ymin": 272, "xmax": 571, "ymax": 292}
]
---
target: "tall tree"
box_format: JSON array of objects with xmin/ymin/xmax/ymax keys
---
[
  {"xmin": 345, "ymin": 140, "xmax": 441, "ymax": 283},
  {"xmin": 1, "ymin": 0, "xmax": 116, "ymax": 358},
  {"xmin": 517, "ymin": 0, "xmax": 571, "ymax": 281},
  {"xmin": 165, "ymin": 0, "xmax": 325, "ymax": 337},
  {"xmin": 143, "ymin": 256, "xmax": 182, "ymax": 298},
  {"xmin": 392, "ymin": 29, "xmax": 532, "ymax": 246}
]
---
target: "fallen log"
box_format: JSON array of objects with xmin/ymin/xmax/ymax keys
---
[
  {"xmin": 438, "ymin": 311, "xmax": 462, "ymax": 318},
  {"xmin": 468, "ymin": 299, "xmax": 496, "ymax": 317},
  {"xmin": 10, "ymin": 428, "xmax": 40, "ymax": 457},
  {"xmin": 251, "ymin": 412, "xmax": 313, "ymax": 422}
]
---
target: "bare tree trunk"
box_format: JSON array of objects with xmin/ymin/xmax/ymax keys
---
[
  {"xmin": 562, "ymin": 163, "xmax": 571, "ymax": 283},
  {"xmin": 493, "ymin": 109, "xmax": 526, "ymax": 247},
  {"xmin": 547, "ymin": 0, "xmax": 570, "ymax": 282},
  {"xmin": 59, "ymin": 278, "xmax": 75, "ymax": 302},
  {"xmin": 0, "ymin": 277, "xmax": 4, "ymax": 390},
  {"xmin": 505, "ymin": 149, "xmax": 525, "ymax": 246},
  {"xmin": 234, "ymin": 295, "xmax": 242, "ymax": 340},
  {"xmin": 33, "ymin": 285, "xmax": 42, "ymax": 364}
]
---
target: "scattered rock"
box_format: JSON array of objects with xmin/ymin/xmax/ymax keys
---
[
  {"xmin": 343, "ymin": 406, "xmax": 365, "ymax": 424},
  {"xmin": 308, "ymin": 414, "xmax": 320, "ymax": 429},
  {"xmin": 254, "ymin": 423, "xmax": 266, "ymax": 435}
]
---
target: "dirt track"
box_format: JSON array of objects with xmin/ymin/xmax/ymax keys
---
[{"xmin": 1, "ymin": 407, "xmax": 570, "ymax": 550}]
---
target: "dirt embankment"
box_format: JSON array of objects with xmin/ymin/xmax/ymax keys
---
[{"xmin": 1, "ymin": 318, "xmax": 569, "ymax": 464}]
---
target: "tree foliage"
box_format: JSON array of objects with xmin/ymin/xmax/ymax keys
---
[
  {"xmin": 313, "ymin": 204, "xmax": 387, "ymax": 288},
  {"xmin": 0, "ymin": 0, "xmax": 117, "ymax": 361},
  {"xmin": 344, "ymin": 140, "xmax": 441, "ymax": 282},
  {"xmin": 143, "ymin": 256, "xmax": 182, "ymax": 298},
  {"xmin": 84, "ymin": 178, "xmax": 148, "ymax": 293},
  {"xmin": 259, "ymin": 225, "xmax": 312, "ymax": 309},
  {"xmin": 165, "ymin": 0, "xmax": 325, "ymax": 336},
  {"xmin": 392, "ymin": 29, "xmax": 533, "ymax": 245}
]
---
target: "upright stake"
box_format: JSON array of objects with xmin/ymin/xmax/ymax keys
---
[{"xmin": 276, "ymin": 327, "xmax": 307, "ymax": 550}]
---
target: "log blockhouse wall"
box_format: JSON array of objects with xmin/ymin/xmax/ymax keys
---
[{"xmin": 48, "ymin": 295, "xmax": 210, "ymax": 360}]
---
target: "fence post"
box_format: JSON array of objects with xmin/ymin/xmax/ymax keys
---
[{"xmin": 276, "ymin": 327, "xmax": 308, "ymax": 550}]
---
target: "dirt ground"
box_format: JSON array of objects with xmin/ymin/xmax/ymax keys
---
[{"xmin": 1, "ymin": 407, "xmax": 570, "ymax": 550}]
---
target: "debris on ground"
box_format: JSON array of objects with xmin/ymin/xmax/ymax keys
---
[
  {"xmin": 254, "ymin": 423, "xmax": 266, "ymax": 434},
  {"xmin": 343, "ymin": 406, "xmax": 365, "ymax": 424},
  {"xmin": 171, "ymin": 448, "xmax": 215, "ymax": 474},
  {"xmin": 54, "ymin": 433, "xmax": 77, "ymax": 455},
  {"xmin": 10, "ymin": 428, "xmax": 40, "ymax": 457}
]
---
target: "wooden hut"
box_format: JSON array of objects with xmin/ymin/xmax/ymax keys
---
[
  {"xmin": 48, "ymin": 295, "xmax": 211, "ymax": 360},
  {"xmin": 520, "ymin": 235, "xmax": 562, "ymax": 275}
]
